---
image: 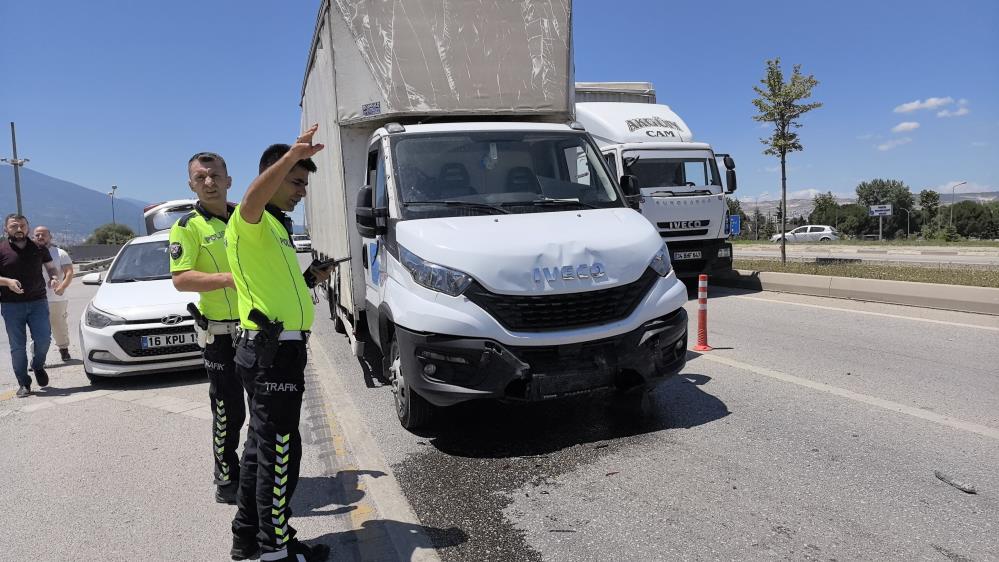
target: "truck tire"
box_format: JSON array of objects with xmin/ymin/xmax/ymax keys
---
[{"xmin": 388, "ymin": 332, "xmax": 434, "ymax": 430}]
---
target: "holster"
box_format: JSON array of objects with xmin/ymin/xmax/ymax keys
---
[
  {"xmin": 187, "ymin": 303, "xmax": 211, "ymax": 348},
  {"xmin": 248, "ymin": 309, "xmax": 284, "ymax": 369}
]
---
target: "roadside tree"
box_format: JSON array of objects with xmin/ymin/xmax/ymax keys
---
[
  {"xmin": 855, "ymin": 179, "xmax": 914, "ymax": 239},
  {"xmin": 85, "ymin": 223, "xmax": 135, "ymax": 245},
  {"xmin": 752, "ymin": 58, "xmax": 822, "ymax": 263}
]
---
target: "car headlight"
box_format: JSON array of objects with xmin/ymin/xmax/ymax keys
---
[
  {"xmin": 399, "ymin": 244, "xmax": 473, "ymax": 297},
  {"xmin": 85, "ymin": 303, "xmax": 125, "ymax": 329},
  {"xmin": 649, "ymin": 243, "xmax": 673, "ymax": 277}
]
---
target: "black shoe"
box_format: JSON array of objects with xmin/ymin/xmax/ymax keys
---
[
  {"xmin": 16, "ymin": 385, "xmax": 32, "ymax": 398},
  {"xmin": 230, "ymin": 534, "xmax": 260, "ymax": 560},
  {"xmin": 60, "ymin": 348, "xmax": 71, "ymax": 362},
  {"xmin": 34, "ymin": 368, "xmax": 49, "ymax": 388},
  {"xmin": 216, "ymin": 484, "xmax": 238, "ymax": 505},
  {"xmin": 280, "ymin": 539, "xmax": 330, "ymax": 562}
]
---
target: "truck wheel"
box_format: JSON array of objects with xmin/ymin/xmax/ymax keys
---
[{"xmin": 388, "ymin": 333, "xmax": 434, "ymax": 429}]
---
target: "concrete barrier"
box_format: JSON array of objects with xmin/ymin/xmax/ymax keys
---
[{"xmin": 716, "ymin": 269, "xmax": 999, "ymax": 316}]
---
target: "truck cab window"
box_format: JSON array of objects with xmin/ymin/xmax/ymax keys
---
[
  {"xmin": 603, "ymin": 152, "xmax": 618, "ymax": 178},
  {"xmin": 367, "ymin": 147, "xmax": 387, "ymax": 208}
]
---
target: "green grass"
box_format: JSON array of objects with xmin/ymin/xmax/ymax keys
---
[
  {"xmin": 732, "ymin": 259, "xmax": 999, "ymax": 288},
  {"xmin": 731, "ymin": 238, "xmax": 999, "ymax": 247}
]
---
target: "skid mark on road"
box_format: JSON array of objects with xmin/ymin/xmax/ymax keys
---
[
  {"xmin": 731, "ymin": 295, "xmax": 999, "ymax": 331},
  {"xmin": 696, "ymin": 353, "xmax": 999, "ymax": 441}
]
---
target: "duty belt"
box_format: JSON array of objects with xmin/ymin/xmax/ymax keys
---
[
  {"xmin": 240, "ymin": 329, "xmax": 310, "ymax": 342},
  {"xmin": 206, "ymin": 320, "xmax": 240, "ymax": 336}
]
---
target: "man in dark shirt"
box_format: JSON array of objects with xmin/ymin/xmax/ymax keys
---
[{"xmin": 0, "ymin": 214, "xmax": 60, "ymax": 397}]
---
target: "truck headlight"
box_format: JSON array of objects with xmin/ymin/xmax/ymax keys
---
[
  {"xmin": 717, "ymin": 247, "xmax": 731, "ymax": 258},
  {"xmin": 399, "ymin": 245, "xmax": 473, "ymax": 297},
  {"xmin": 85, "ymin": 303, "xmax": 126, "ymax": 329},
  {"xmin": 649, "ymin": 243, "xmax": 673, "ymax": 277}
]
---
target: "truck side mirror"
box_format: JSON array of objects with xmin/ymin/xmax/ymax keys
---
[
  {"xmin": 619, "ymin": 174, "xmax": 640, "ymax": 196},
  {"xmin": 355, "ymin": 186, "xmax": 386, "ymax": 237},
  {"xmin": 722, "ymin": 156, "xmax": 737, "ymax": 193}
]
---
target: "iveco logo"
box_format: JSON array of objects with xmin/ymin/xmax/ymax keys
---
[
  {"xmin": 662, "ymin": 220, "xmax": 708, "ymax": 231},
  {"xmin": 160, "ymin": 315, "xmax": 184, "ymax": 325},
  {"xmin": 533, "ymin": 263, "xmax": 606, "ymax": 285}
]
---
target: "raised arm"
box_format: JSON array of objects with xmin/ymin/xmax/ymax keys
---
[{"xmin": 239, "ymin": 124, "xmax": 324, "ymax": 224}]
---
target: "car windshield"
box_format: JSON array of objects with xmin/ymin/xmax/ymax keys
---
[
  {"xmin": 146, "ymin": 205, "xmax": 195, "ymax": 234},
  {"xmin": 391, "ymin": 131, "xmax": 622, "ymax": 219},
  {"xmin": 292, "ymin": 235, "xmax": 309, "ymax": 241},
  {"xmin": 622, "ymin": 149, "xmax": 721, "ymax": 195},
  {"xmin": 106, "ymin": 240, "xmax": 171, "ymax": 282}
]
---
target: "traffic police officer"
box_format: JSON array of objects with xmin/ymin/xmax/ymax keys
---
[
  {"xmin": 226, "ymin": 125, "xmax": 331, "ymax": 562},
  {"xmin": 169, "ymin": 152, "xmax": 243, "ymax": 505}
]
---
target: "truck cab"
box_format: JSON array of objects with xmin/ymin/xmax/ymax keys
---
[
  {"xmin": 351, "ymin": 121, "xmax": 688, "ymax": 427},
  {"xmin": 575, "ymin": 86, "xmax": 737, "ymax": 278}
]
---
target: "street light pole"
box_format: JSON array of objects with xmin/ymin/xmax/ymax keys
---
[
  {"xmin": 108, "ymin": 184, "xmax": 118, "ymax": 226},
  {"xmin": 1, "ymin": 122, "xmax": 29, "ymax": 216},
  {"xmin": 950, "ymin": 181, "xmax": 967, "ymax": 227},
  {"xmin": 899, "ymin": 207, "xmax": 911, "ymax": 239}
]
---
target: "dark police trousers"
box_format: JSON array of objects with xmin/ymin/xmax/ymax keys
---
[
  {"xmin": 204, "ymin": 334, "xmax": 245, "ymax": 488},
  {"xmin": 231, "ymin": 337, "xmax": 306, "ymax": 552}
]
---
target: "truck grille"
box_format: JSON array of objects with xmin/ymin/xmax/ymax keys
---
[
  {"xmin": 465, "ymin": 268, "xmax": 658, "ymax": 332},
  {"xmin": 113, "ymin": 326, "xmax": 200, "ymax": 358}
]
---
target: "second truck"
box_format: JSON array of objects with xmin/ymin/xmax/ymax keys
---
[{"xmin": 575, "ymin": 82, "xmax": 737, "ymax": 278}]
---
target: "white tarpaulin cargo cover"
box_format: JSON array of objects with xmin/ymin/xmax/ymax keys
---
[{"xmin": 310, "ymin": 0, "xmax": 574, "ymax": 125}]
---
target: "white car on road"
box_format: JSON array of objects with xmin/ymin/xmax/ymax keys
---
[
  {"xmin": 291, "ymin": 234, "xmax": 312, "ymax": 253},
  {"xmin": 79, "ymin": 231, "xmax": 203, "ymax": 383},
  {"xmin": 771, "ymin": 224, "xmax": 840, "ymax": 243}
]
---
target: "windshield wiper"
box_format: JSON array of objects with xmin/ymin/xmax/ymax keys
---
[
  {"xmin": 403, "ymin": 201, "xmax": 510, "ymax": 214},
  {"xmin": 503, "ymin": 197, "xmax": 599, "ymax": 209},
  {"xmin": 649, "ymin": 189, "xmax": 714, "ymax": 197}
]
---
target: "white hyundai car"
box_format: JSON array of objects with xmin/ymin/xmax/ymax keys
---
[{"xmin": 79, "ymin": 231, "xmax": 203, "ymax": 383}]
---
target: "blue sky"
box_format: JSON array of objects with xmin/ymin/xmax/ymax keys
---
[{"xmin": 2, "ymin": 0, "xmax": 997, "ymax": 224}]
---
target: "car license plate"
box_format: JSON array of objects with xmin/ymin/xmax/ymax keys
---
[
  {"xmin": 140, "ymin": 332, "xmax": 197, "ymax": 349},
  {"xmin": 673, "ymin": 250, "xmax": 702, "ymax": 261}
]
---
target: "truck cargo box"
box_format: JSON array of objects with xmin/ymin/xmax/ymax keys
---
[{"xmin": 309, "ymin": 0, "xmax": 575, "ymax": 127}]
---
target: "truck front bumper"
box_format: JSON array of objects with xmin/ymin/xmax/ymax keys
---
[
  {"xmin": 668, "ymin": 239, "xmax": 733, "ymax": 278},
  {"xmin": 395, "ymin": 309, "xmax": 688, "ymax": 407}
]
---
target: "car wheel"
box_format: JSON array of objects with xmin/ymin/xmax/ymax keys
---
[
  {"xmin": 85, "ymin": 369, "xmax": 103, "ymax": 386},
  {"xmin": 819, "ymin": 237, "xmax": 831, "ymax": 242},
  {"xmin": 388, "ymin": 331, "xmax": 434, "ymax": 430}
]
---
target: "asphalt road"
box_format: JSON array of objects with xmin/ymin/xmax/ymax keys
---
[{"xmin": 2, "ymin": 259, "xmax": 997, "ymax": 561}]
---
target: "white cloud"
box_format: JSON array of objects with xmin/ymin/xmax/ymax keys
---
[
  {"xmin": 958, "ymin": 98, "xmax": 969, "ymax": 105},
  {"xmin": 876, "ymin": 137, "xmax": 912, "ymax": 151},
  {"xmin": 894, "ymin": 97, "xmax": 954, "ymax": 113},
  {"xmin": 937, "ymin": 106, "xmax": 970, "ymax": 118},
  {"xmin": 891, "ymin": 121, "xmax": 920, "ymax": 133}
]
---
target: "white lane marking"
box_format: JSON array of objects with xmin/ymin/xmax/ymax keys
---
[
  {"xmin": 697, "ymin": 353, "xmax": 999, "ymax": 441},
  {"xmin": 729, "ymin": 295, "xmax": 999, "ymax": 332}
]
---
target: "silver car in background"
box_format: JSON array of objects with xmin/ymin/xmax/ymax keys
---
[{"xmin": 771, "ymin": 224, "xmax": 840, "ymax": 243}]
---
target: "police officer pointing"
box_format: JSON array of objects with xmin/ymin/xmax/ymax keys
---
[
  {"xmin": 226, "ymin": 124, "xmax": 331, "ymax": 562},
  {"xmin": 169, "ymin": 152, "xmax": 244, "ymax": 505}
]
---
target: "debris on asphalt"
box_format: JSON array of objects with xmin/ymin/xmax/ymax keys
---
[
  {"xmin": 594, "ymin": 443, "xmax": 608, "ymax": 449},
  {"xmin": 549, "ymin": 529, "xmax": 577, "ymax": 533},
  {"xmin": 606, "ymin": 471, "xmax": 619, "ymax": 477},
  {"xmin": 935, "ymin": 471, "xmax": 977, "ymax": 494}
]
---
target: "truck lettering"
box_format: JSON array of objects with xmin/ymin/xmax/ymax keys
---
[
  {"xmin": 626, "ymin": 116, "xmax": 683, "ymax": 133},
  {"xmin": 645, "ymin": 130, "xmax": 676, "ymax": 138}
]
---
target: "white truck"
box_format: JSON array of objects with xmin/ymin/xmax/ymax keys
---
[
  {"xmin": 301, "ymin": 1, "xmax": 688, "ymax": 429},
  {"xmin": 575, "ymin": 82, "xmax": 737, "ymax": 278}
]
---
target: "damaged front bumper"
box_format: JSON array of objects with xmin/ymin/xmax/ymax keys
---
[{"xmin": 395, "ymin": 309, "xmax": 688, "ymax": 407}]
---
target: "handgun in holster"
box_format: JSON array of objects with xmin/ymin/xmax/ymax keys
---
[
  {"xmin": 187, "ymin": 303, "xmax": 211, "ymax": 348},
  {"xmin": 248, "ymin": 308, "xmax": 283, "ymax": 369}
]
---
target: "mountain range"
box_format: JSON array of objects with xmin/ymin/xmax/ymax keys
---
[{"xmin": 0, "ymin": 167, "xmax": 148, "ymax": 243}]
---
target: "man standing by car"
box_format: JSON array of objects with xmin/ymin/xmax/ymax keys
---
[
  {"xmin": 225, "ymin": 125, "xmax": 331, "ymax": 562},
  {"xmin": 169, "ymin": 152, "xmax": 244, "ymax": 505},
  {"xmin": 33, "ymin": 226, "xmax": 75, "ymax": 362},
  {"xmin": 0, "ymin": 214, "xmax": 60, "ymax": 397}
]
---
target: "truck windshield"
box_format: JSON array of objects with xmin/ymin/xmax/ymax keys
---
[
  {"xmin": 392, "ymin": 132, "xmax": 622, "ymax": 219},
  {"xmin": 622, "ymin": 150, "xmax": 721, "ymax": 195}
]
